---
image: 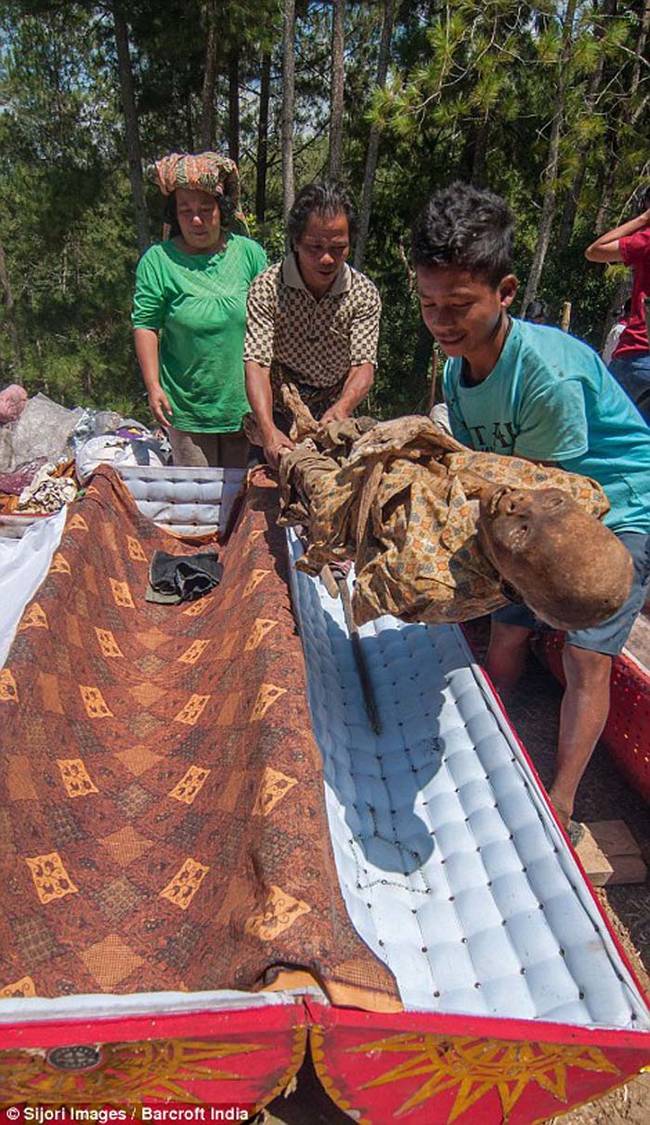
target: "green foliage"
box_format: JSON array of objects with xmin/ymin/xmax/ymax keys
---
[
  {"xmin": 0, "ymin": 0, "xmax": 647, "ymax": 426},
  {"xmin": 536, "ymin": 26, "xmax": 562, "ymax": 65}
]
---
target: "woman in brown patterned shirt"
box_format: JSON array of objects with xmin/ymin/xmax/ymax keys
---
[{"xmin": 244, "ymin": 182, "xmax": 382, "ymax": 467}]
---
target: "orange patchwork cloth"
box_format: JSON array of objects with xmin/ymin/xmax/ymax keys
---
[
  {"xmin": 0, "ymin": 466, "xmax": 398, "ymax": 1008},
  {"xmin": 278, "ymin": 415, "xmax": 609, "ymax": 625}
]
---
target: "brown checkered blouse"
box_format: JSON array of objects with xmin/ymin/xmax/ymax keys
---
[{"xmin": 244, "ymin": 254, "xmax": 381, "ymax": 388}]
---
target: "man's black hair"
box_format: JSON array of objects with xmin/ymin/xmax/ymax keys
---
[
  {"xmin": 640, "ymin": 184, "xmax": 650, "ymax": 212},
  {"xmin": 411, "ymin": 182, "xmax": 514, "ymax": 287},
  {"xmin": 163, "ymin": 190, "xmax": 235, "ymax": 237},
  {"xmin": 287, "ymin": 181, "xmax": 357, "ymax": 249}
]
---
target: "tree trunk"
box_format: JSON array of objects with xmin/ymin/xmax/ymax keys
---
[
  {"xmin": 559, "ymin": 158, "xmax": 588, "ymax": 247},
  {"xmin": 522, "ymin": 0, "xmax": 577, "ymax": 311},
  {"xmin": 281, "ymin": 0, "xmax": 296, "ymax": 223},
  {"xmin": 595, "ymin": 160, "xmax": 619, "ymax": 234},
  {"xmin": 255, "ymin": 52, "xmax": 271, "ymax": 222},
  {"xmin": 111, "ymin": 2, "xmax": 149, "ymax": 256},
  {"xmin": 558, "ymin": 0, "xmax": 614, "ymax": 246},
  {"xmin": 328, "ymin": 0, "xmax": 346, "ymax": 179},
  {"xmin": 595, "ymin": 0, "xmax": 649, "ymax": 232},
  {"xmin": 228, "ymin": 47, "xmax": 240, "ymax": 165},
  {"xmin": 411, "ymin": 317, "xmax": 434, "ymax": 410},
  {"xmin": 185, "ymin": 94, "xmax": 194, "ymax": 153},
  {"xmin": 629, "ymin": 0, "xmax": 650, "ymax": 102},
  {"xmin": 200, "ymin": 0, "xmax": 218, "ymax": 150},
  {"xmin": 470, "ymin": 115, "xmax": 489, "ymax": 187},
  {"xmin": 0, "ymin": 239, "xmax": 21, "ymax": 381},
  {"xmin": 354, "ymin": 0, "xmax": 395, "ymax": 271}
]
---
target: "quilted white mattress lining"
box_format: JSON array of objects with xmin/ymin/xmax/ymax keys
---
[
  {"xmin": 286, "ymin": 531, "xmax": 649, "ymax": 1032},
  {"xmin": 118, "ymin": 464, "xmax": 244, "ymax": 533}
]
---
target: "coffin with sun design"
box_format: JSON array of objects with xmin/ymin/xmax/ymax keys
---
[
  {"xmin": 0, "ymin": 996, "xmax": 648, "ymax": 1122},
  {"xmin": 306, "ymin": 1002, "xmax": 650, "ymax": 1125},
  {"xmin": 0, "ymin": 1001, "xmax": 306, "ymax": 1114},
  {"xmin": 0, "ymin": 466, "xmax": 648, "ymax": 1123}
]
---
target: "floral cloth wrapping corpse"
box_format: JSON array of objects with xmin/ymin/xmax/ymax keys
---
[{"xmin": 277, "ymin": 410, "xmax": 609, "ymax": 627}]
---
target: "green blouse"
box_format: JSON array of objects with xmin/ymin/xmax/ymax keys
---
[{"xmin": 132, "ymin": 235, "xmax": 267, "ymax": 432}]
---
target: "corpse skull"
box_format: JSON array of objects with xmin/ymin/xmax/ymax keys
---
[{"xmin": 477, "ymin": 487, "xmax": 634, "ymax": 630}]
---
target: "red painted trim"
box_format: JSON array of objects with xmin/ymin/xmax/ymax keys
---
[
  {"xmin": 304, "ymin": 999, "xmax": 650, "ymax": 1052},
  {"xmin": 0, "ymin": 1001, "xmax": 306, "ymax": 1050},
  {"xmin": 1, "ymin": 996, "xmax": 646, "ymax": 1059}
]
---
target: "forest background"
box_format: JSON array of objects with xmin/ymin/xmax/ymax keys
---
[{"xmin": 0, "ymin": 0, "xmax": 648, "ymax": 422}]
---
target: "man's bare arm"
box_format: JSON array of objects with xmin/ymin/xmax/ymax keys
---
[
  {"xmin": 320, "ymin": 363, "xmax": 375, "ymax": 424},
  {"xmin": 245, "ymin": 360, "xmax": 294, "ymax": 467}
]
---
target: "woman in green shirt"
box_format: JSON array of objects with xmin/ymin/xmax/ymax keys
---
[{"xmin": 132, "ymin": 152, "xmax": 267, "ymax": 468}]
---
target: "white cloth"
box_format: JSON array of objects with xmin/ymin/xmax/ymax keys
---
[
  {"xmin": 602, "ymin": 320, "xmax": 625, "ymax": 367},
  {"xmin": 0, "ymin": 508, "xmax": 66, "ymax": 667},
  {"xmin": 76, "ymin": 434, "xmax": 164, "ymax": 482}
]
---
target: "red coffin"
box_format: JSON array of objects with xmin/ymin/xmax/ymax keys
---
[
  {"xmin": 305, "ymin": 1001, "xmax": 650, "ymax": 1125},
  {"xmin": 1, "ymin": 999, "xmax": 649, "ymax": 1123},
  {"xmin": 0, "ymin": 1004, "xmax": 307, "ymax": 1114}
]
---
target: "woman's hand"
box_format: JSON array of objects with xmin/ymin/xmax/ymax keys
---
[
  {"xmin": 263, "ymin": 426, "xmax": 295, "ymax": 469},
  {"xmin": 148, "ymin": 385, "xmax": 173, "ymax": 427}
]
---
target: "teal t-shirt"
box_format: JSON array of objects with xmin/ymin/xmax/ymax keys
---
[
  {"xmin": 132, "ymin": 235, "xmax": 267, "ymax": 432},
  {"xmin": 442, "ymin": 319, "xmax": 650, "ymax": 534}
]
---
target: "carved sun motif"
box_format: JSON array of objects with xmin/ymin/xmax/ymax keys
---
[
  {"xmin": 0, "ymin": 1038, "xmax": 266, "ymax": 1104},
  {"xmin": 349, "ymin": 1033, "xmax": 619, "ymax": 1121}
]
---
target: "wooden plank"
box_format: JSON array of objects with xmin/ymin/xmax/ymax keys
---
[{"xmin": 576, "ymin": 820, "xmax": 647, "ymax": 886}]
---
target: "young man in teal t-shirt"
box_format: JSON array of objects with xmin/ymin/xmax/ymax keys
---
[{"xmin": 411, "ymin": 182, "xmax": 650, "ymax": 837}]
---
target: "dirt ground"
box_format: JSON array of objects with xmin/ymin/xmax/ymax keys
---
[{"xmin": 259, "ymin": 633, "xmax": 650, "ymax": 1125}]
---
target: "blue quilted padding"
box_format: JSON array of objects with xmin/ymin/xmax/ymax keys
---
[{"xmin": 287, "ymin": 532, "xmax": 650, "ymax": 1030}]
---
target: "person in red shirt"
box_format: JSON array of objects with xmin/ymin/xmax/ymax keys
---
[{"xmin": 585, "ymin": 188, "xmax": 650, "ymax": 423}]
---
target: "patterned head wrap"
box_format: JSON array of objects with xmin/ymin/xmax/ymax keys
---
[{"xmin": 147, "ymin": 151, "xmax": 248, "ymax": 232}]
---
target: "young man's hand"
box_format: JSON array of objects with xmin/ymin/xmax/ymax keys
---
[
  {"xmin": 148, "ymin": 386, "xmax": 173, "ymax": 427},
  {"xmin": 263, "ymin": 426, "xmax": 295, "ymax": 469}
]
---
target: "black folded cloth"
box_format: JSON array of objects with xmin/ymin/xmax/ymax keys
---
[{"xmin": 146, "ymin": 550, "xmax": 223, "ymax": 604}]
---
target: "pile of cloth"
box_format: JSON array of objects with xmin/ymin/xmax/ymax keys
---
[
  {"xmin": 0, "ymin": 392, "xmax": 170, "ymax": 518},
  {"xmin": 0, "ymin": 459, "xmax": 77, "ymax": 515},
  {"xmin": 276, "ymin": 387, "xmax": 632, "ymax": 631}
]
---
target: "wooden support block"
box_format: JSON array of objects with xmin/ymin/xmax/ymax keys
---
[{"xmin": 575, "ymin": 820, "xmax": 647, "ymax": 886}]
